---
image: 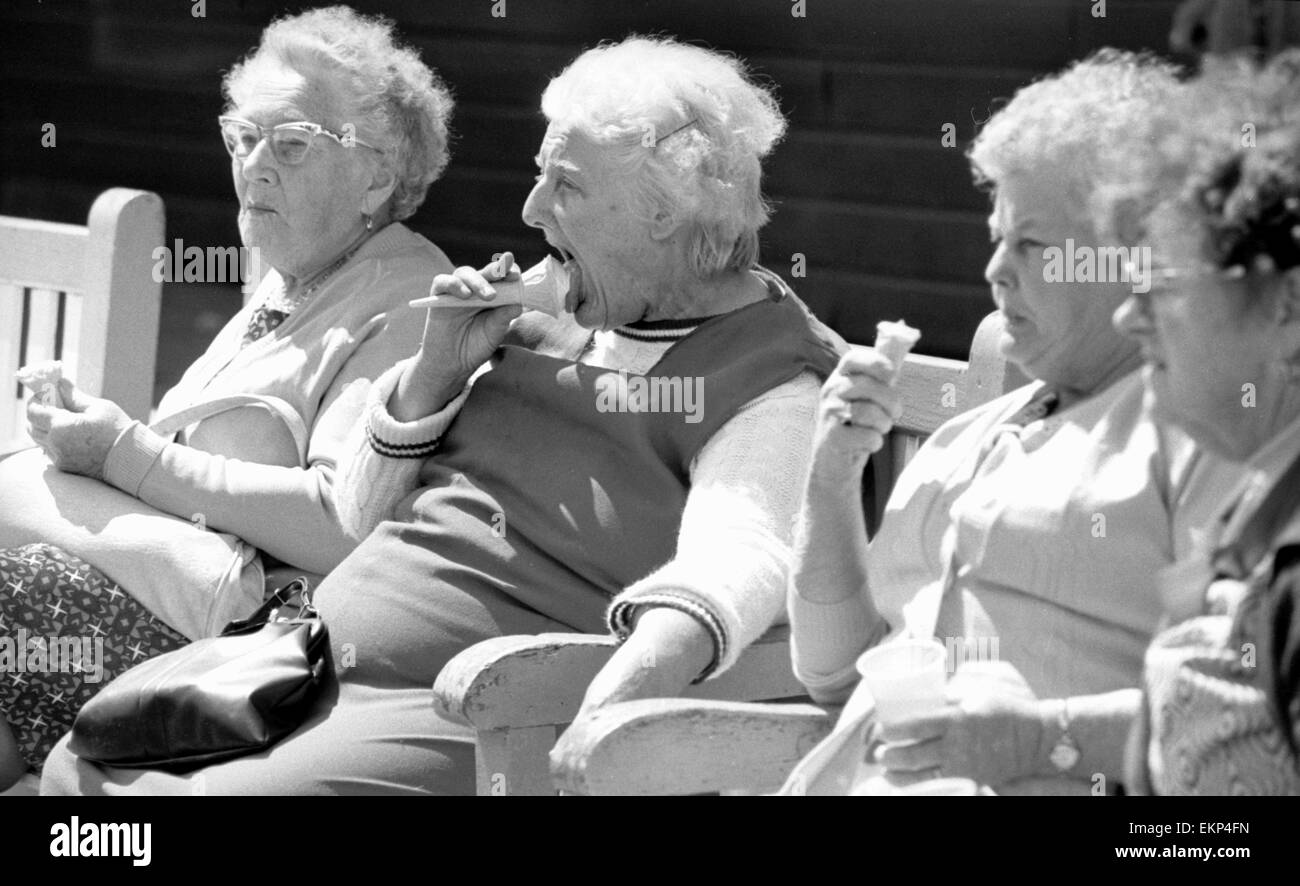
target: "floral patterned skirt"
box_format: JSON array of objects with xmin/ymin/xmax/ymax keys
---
[{"xmin": 0, "ymin": 543, "xmax": 188, "ymax": 771}]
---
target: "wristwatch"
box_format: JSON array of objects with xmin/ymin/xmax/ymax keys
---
[{"xmin": 1048, "ymin": 698, "xmax": 1081, "ymax": 772}]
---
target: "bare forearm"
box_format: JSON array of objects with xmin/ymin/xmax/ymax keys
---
[
  {"xmin": 787, "ymin": 461, "xmax": 889, "ymax": 701},
  {"xmin": 582, "ymin": 608, "xmax": 714, "ymax": 713},
  {"xmin": 1033, "ymin": 689, "xmax": 1141, "ymax": 785},
  {"xmin": 791, "ymin": 464, "xmax": 875, "ymax": 606},
  {"xmin": 390, "ymin": 364, "xmax": 464, "ymax": 422}
]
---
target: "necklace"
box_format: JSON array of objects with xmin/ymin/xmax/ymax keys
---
[
  {"xmin": 272, "ymin": 230, "xmax": 375, "ymax": 312},
  {"xmin": 242, "ymin": 227, "xmax": 379, "ymax": 347}
]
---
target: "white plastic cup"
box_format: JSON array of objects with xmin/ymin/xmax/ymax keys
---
[
  {"xmin": 856, "ymin": 638, "xmax": 949, "ymax": 732},
  {"xmin": 891, "ymin": 777, "xmax": 979, "ymax": 796}
]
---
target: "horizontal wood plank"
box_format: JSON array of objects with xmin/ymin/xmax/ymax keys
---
[{"xmin": 0, "ymin": 216, "xmax": 86, "ymax": 291}]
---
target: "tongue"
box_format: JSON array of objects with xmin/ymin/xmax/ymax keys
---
[{"xmin": 563, "ymin": 260, "xmax": 583, "ymax": 314}]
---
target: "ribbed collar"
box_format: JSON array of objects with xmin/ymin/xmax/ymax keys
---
[{"xmin": 614, "ymin": 316, "xmax": 713, "ymax": 343}]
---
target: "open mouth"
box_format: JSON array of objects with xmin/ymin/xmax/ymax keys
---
[{"xmin": 548, "ymin": 242, "xmax": 583, "ymax": 314}]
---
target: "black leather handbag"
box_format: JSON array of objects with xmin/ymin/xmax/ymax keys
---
[{"xmin": 69, "ymin": 578, "xmax": 331, "ymax": 771}]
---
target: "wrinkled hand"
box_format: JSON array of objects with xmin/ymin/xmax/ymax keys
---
[
  {"xmin": 809, "ymin": 347, "xmax": 903, "ymax": 479},
  {"xmin": 869, "ymin": 664, "xmax": 1048, "ymax": 789},
  {"xmin": 26, "ymin": 378, "xmax": 132, "ymax": 479},
  {"xmin": 394, "ymin": 252, "xmax": 525, "ymax": 419},
  {"xmin": 574, "ymin": 608, "xmax": 714, "ymax": 722}
]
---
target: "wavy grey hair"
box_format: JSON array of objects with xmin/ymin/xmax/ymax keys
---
[
  {"xmin": 969, "ymin": 49, "xmax": 1182, "ymax": 243},
  {"xmin": 1136, "ymin": 50, "xmax": 1300, "ymax": 282},
  {"xmin": 541, "ymin": 36, "xmax": 787, "ymax": 277},
  {"xmin": 223, "ymin": 5, "xmax": 453, "ymax": 222}
]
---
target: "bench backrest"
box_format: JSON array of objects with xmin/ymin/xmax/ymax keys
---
[{"xmin": 0, "ymin": 189, "xmax": 164, "ymax": 452}]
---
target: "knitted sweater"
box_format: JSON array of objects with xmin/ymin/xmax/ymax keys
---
[
  {"xmin": 336, "ymin": 319, "xmax": 822, "ymax": 676},
  {"xmin": 101, "ymin": 223, "xmax": 452, "ymax": 575}
]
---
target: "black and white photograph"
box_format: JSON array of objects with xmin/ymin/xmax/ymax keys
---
[{"xmin": 0, "ymin": 0, "xmax": 1296, "ymax": 866}]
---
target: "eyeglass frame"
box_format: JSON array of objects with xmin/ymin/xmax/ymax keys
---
[
  {"xmin": 1143, "ymin": 263, "xmax": 1248, "ymax": 285},
  {"xmin": 1127, "ymin": 260, "xmax": 1248, "ymax": 294},
  {"xmin": 1123, "ymin": 261, "xmax": 1250, "ymax": 317},
  {"xmin": 218, "ymin": 114, "xmax": 384, "ymax": 165}
]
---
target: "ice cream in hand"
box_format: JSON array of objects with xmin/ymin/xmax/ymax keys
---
[
  {"xmin": 411, "ymin": 256, "xmax": 571, "ymax": 317},
  {"xmin": 16, "ymin": 359, "xmax": 64, "ymax": 407},
  {"xmin": 873, "ymin": 320, "xmax": 920, "ymax": 382}
]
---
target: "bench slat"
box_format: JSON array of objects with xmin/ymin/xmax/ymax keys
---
[{"xmin": 0, "ymin": 217, "xmax": 87, "ymax": 293}]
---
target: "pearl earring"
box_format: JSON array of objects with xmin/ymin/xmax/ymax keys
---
[{"xmin": 364, "ymin": 214, "xmax": 374, "ymax": 232}]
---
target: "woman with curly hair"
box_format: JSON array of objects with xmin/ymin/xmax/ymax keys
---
[
  {"xmin": 1115, "ymin": 50, "xmax": 1300, "ymax": 794},
  {"xmin": 784, "ymin": 50, "xmax": 1247, "ymax": 795},
  {"xmin": 0, "ymin": 6, "xmax": 455, "ymax": 789}
]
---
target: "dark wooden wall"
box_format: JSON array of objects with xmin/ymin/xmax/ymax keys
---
[{"xmin": 1, "ymin": 0, "xmax": 1183, "ymax": 400}]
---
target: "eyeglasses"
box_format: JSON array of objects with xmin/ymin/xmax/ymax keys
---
[
  {"xmin": 1125, "ymin": 262, "xmax": 1247, "ymax": 315},
  {"xmin": 1142, "ymin": 262, "xmax": 1247, "ymax": 293},
  {"xmin": 218, "ymin": 115, "xmax": 383, "ymax": 165}
]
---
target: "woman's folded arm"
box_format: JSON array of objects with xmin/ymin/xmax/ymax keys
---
[
  {"xmin": 105, "ymin": 431, "xmax": 349, "ymax": 574},
  {"xmin": 101, "ymin": 331, "xmax": 451, "ymax": 574}
]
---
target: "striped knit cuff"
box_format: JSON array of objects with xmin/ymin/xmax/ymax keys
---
[
  {"xmin": 363, "ymin": 362, "xmax": 471, "ymax": 459},
  {"xmin": 365, "ymin": 421, "xmax": 441, "ymax": 459},
  {"xmin": 103, "ymin": 420, "xmax": 169, "ymax": 496},
  {"xmin": 608, "ymin": 592, "xmax": 726, "ymax": 684}
]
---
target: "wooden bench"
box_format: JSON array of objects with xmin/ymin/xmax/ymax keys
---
[
  {"xmin": 432, "ymin": 310, "xmax": 1025, "ymax": 795},
  {"xmin": 0, "ymin": 187, "xmax": 163, "ymax": 797},
  {"xmin": 1, "ymin": 188, "xmax": 164, "ymax": 453}
]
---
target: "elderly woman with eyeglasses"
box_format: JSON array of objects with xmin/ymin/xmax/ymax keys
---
[
  {"xmin": 0, "ymin": 6, "xmax": 453, "ymax": 790},
  {"xmin": 40, "ymin": 35, "xmax": 844, "ymax": 796},
  {"xmin": 1113, "ymin": 51, "xmax": 1300, "ymax": 795}
]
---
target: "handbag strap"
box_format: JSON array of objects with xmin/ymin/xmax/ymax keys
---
[
  {"xmin": 226, "ymin": 577, "xmax": 314, "ymax": 633},
  {"xmin": 149, "ymin": 394, "xmax": 309, "ymax": 466}
]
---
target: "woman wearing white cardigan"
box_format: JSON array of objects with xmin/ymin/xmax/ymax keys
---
[{"xmin": 0, "ymin": 7, "xmax": 453, "ymax": 789}]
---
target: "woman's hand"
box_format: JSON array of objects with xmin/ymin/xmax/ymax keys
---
[
  {"xmin": 26, "ymin": 378, "xmax": 132, "ymax": 480},
  {"xmin": 390, "ymin": 252, "xmax": 525, "ymax": 421},
  {"xmin": 574, "ymin": 608, "xmax": 714, "ymax": 721},
  {"xmin": 869, "ymin": 664, "xmax": 1050, "ymax": 789},
  {"xmin": 809, "ymin": 347, "xmax": 903, "ymax": 480}
]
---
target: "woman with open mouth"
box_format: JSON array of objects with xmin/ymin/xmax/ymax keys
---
[{"xmin": 42, "ymin": 34, "xmax": 846, "ymax": 795}]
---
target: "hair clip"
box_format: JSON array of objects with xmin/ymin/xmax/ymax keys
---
[{"xmin": 655, "ymin": 117, "xmax": 700, "ymax": 148}]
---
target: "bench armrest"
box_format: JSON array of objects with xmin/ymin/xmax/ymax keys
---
[
  {"xmin": 433, "ymin": 632, "xmax": 619, "ymax": 730},
  {"xmin": 432, "ymin": 624, "xmax": 805, "ymax": 794},
  {"xmin": 551, "ymin": 698, "xmax": 834, "ymax": 795},
  {"xmin": 433, "ymin": 624, "xmax": 804, "ymax": 730}
]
